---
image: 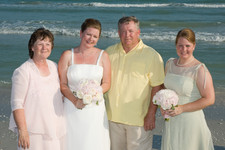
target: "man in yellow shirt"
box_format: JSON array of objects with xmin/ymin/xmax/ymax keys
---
[{"xmin": 105, "ymin": 16, "xmax": 164, "ymax": 150}]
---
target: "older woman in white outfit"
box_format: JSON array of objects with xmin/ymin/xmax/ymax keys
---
[{"xmin": 9, "ymin": 28, "xmax": 66, "ymax": 150}]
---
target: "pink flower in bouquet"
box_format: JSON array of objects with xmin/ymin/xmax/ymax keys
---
[
  {"xmin": 153, "ymin": 89, "xmax": 179, "ymax": 121},
  {"xmin": 73, "ymin": 79, "xmax": 103, "ymax": 105}
]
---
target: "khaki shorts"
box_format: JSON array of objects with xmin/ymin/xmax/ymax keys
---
[{"xmin": 109, "ymin": 121, "xmax": 153, "ymax": 150}]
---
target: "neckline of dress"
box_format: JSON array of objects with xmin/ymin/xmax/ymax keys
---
[
  {"xmin": 173, "ymin": 59, "xmax": 201, "ymax": 68},
  {"xmin": 69, "ymin": 63, "xmax": 103, "ymax": 69},
  {"xmin": 30, "ymin": 59, "xmax": 52, "ymax": 78},
  {"xmin": 176, "ymin": 57, "xmax": 195, "ymax": 67}
]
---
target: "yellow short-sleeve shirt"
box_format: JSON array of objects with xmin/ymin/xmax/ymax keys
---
[{"xmin": 105, "ymin": 40, "xmax": 165, "ymax": 126}]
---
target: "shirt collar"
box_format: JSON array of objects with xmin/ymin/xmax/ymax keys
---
[{"xmin": 119, "ymin": 39, "xmax": 144, "ymax": 54}]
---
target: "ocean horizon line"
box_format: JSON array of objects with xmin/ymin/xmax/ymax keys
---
[{"xmin": 1, "ymin": 2, "xmax": 225, "ymax": 9}]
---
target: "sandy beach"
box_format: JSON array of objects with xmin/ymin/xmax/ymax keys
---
[{"xmin": 0, "ymin": 85, "xmax": 225, "ymax": 150}]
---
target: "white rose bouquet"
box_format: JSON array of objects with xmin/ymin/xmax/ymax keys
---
[
  {"xmin": 153, "ymin": 89, "xmax": 179, "ymax": 121},
  {"xmin": 73, "ymin": 79, "xmax": 103, "ymax": 105}
]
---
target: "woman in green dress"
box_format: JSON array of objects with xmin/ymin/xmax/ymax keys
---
[{"xmin": 161, "ymin": 28, "xmax": 215, "ymax": 150}]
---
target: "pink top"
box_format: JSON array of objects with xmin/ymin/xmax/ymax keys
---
[{"xmin": 9, "ymin": 59, "xmax": 66, "ymax": 139}]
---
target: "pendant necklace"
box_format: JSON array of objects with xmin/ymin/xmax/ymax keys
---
[{"xmin": 177, "ymin": 57, "xmax": 195, "ymax": 67}]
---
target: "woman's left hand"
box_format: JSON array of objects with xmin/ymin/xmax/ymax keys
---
[{"xmin": 166, "ymin": 105, "xmax": 183, "ymax": 117}]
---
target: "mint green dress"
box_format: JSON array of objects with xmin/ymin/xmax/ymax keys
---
[{"xmin": 161, "ymin": 58, "xmax": 214, "ymax": 150}]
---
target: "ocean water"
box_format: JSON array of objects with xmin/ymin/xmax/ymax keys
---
[
  {"xmin": 0, "ymin": 0, "xmax": 225, "ymax": 149},
  {"xmin": 0, "ymin": 0, "xmax": 225, "ymax": 88}
]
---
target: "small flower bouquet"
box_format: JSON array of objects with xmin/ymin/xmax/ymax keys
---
[
  {"xmin": 73, "ymin": 79, "xmax": 103, "ymax": 105},
  {"xmin": 153, "ymin": 89, "xmax": 179, "ymax": 121}
]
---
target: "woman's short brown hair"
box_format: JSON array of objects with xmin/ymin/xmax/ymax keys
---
[
  {"xmin": 81, "ymin": 18, "xmax": 102, "ymax": 36},
  {"xmin": 28, "ymin": 28, "xmax": 54, "ymax": 58}
]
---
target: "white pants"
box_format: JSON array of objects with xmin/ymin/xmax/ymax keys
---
[{"xmin": 109, "ymin": 121, "xmax": 153, "ymax": 150}]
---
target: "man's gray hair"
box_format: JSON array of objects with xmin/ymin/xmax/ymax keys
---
[{"xmin": 118, "ymin": 16, "xmax": 140, "ymax": 30}]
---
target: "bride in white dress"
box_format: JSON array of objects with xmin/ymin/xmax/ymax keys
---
[{"xmin": 58, "ymin": 18, "xmax": 111, "ymax": 150}]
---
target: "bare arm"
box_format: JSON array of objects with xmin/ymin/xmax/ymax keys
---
[
  {"xmin": 13, "ymin": 109, "xmax": 30, "ymax": 149},
  {"xmin": 101, "ymin": 51, "xmax": 111, "ymax": 93},
  {"xmin": 167, "ymin": 65, "xmax": 215, "ymax": 116},
  {"xmin": 144, "ymin": 84, "xmax": 163, "ymax": 131},
  {"xmin": 58, "ymin": 50, "xmax": 85, "ymax": 109}
]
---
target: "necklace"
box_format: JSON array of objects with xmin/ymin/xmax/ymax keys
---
[{"xmin": 176, "ymin": 57, "xmax": 195, "ymax": 66}]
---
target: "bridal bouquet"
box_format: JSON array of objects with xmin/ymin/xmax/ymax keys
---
[
  {"xmin": 153, "ymin": 89, "xmax": 179, "ymax": 121},
  {"xmin": 73, "ymin": 79, "xmax": 103, "ymax": 105}
]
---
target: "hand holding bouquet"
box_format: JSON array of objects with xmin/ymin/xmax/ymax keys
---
[
  {"xmin": 153, "ymin": 89, "xmax": 179, "ymax": 121},
  {"xmin": 73, "ymin": 79, "xmax": 103, "ymax": 105}
]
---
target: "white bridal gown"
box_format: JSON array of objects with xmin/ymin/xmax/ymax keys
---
[{"xmin": 64, "ymin": 49, "xmax": 110, "ymax": 150}]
